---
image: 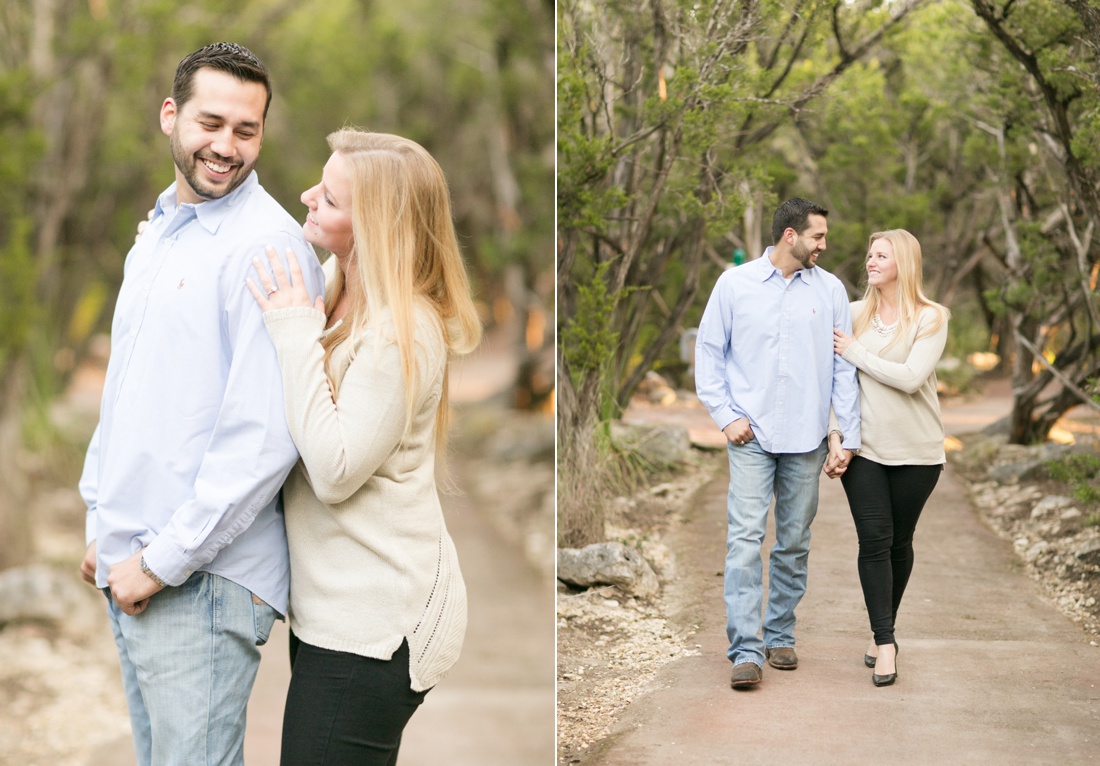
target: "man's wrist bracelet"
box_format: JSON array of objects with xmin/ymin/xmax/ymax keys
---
[{"xmin": 140, "ymin": 556, "xmax": 168, "ymax": 588}]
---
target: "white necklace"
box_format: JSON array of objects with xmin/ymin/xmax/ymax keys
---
[{"xmin": 871, "ymin": 313, "xmax": 899, "ymax": 336}]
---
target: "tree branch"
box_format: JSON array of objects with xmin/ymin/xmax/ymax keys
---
[{"xmin": 1014, "ymin": 332, "xmax": 1100, "ymax": 415}]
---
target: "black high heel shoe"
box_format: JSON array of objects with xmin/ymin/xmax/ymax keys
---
[
  {"xmin": 864, "ymin": 639, "xmax": 897, "ymax": 668},
  {"xmin": 872, "ymin": 642, "xmax": 899, "ymax": 687}
]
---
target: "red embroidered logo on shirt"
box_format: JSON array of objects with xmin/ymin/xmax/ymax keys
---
[{"xmin": 178, "ymin": 279, "xmax": 185, "ymax": 290}]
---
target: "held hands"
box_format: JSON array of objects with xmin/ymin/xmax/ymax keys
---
[
  {"xmin": 823, "ymin": 432, "xmax": 853, "ymax": 479},
  {"xmin": 722, "ymin": 418, "xmax": 755, "ymax": 447},
  {"xmin": 107, "ymin": 550, "xmax": 164, "ymax": 616},
  {"xmin": 246, "ymin": 246, "xmax": 325, "ymax": 313},
  {"xmin": 833, "ymin": 327, "xmax": 853, "ymax": 356}
]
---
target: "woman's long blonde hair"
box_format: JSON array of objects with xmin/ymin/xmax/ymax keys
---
[
  {"xmin": 853, "ymin": 229, "xmax": 948, "ymax": 345},
  {"xmin": 320, "ymin": 129, "xmax": 482, "ymax": 453}
]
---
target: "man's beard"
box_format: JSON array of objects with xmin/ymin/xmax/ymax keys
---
[
  {"xmin": 791, "ymin": 239, "xmax": 817, "ymax": 270},
  {"xmin": 170, "ymin": 130, "xmax": 252, "ymax": 201}
]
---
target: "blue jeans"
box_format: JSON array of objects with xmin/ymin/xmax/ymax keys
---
[
  {"xmin": 106, "ymin": 572, "xmax": 279, "ymax": 766},
  {"xmin": 724, "ymin": 439, "xmax": 827, "ymax": 667}
]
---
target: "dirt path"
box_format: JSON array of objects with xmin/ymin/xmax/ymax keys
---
[{"xmin": 579, "ymin": 382, "xmax": 1100, "ymax": 764}]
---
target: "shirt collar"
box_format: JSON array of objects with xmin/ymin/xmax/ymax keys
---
[
  {"xmin": 760, "ymin": 245, "xmax": 815, "ymax": 283},
  {"xmin": 154, "ymin": 171, "xmax": 259, "ymax": 235}
]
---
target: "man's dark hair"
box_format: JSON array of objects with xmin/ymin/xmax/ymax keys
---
[
  {"xmin": 172, "ymin": 42, "xmax": 272, "ymax": 120},
  {"xmin": 771, "ymin": 198, "xmax": 829, "ymax": 245}
]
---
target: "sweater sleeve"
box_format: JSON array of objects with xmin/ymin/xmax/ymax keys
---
[
  {"xmin": 842, "ymin": 308, "xmax": 948, "ymax": 394},
  {"xmin": 262, "ymin": 307, "xmax": 441, "ymax": 506}
]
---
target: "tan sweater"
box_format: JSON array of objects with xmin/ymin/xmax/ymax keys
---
[
  {"xmin": 839, "ymin": 301, "xmax": 948, "ymax": 466},
  {"xmin": 263, "ymin": 300, "xmax": 465, "ymax": 692}
]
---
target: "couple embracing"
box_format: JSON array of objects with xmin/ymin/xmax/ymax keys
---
[
  {"xmin": 695, "ymin": 198, "xmax": 949, "ymax": 690},
  {"xmin": 79, "ymin": 42, "xmax": 481, "ymax": 765}
]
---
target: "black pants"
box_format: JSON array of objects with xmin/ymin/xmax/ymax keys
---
[
  {"xmin": 281, "ymin": 632, "xmax": 429, "ymax": 766},
  {"xmin": 840, "ymin": 457, "xmax": 941, "ymax": 646}
]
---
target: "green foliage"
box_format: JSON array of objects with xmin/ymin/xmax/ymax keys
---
[
  {"xmin": 0, "ymin": 0, "xmax": 552, "ymax": 413},
  {"xmin": 1046, "ymin": 453, "xmax": 1100, "ymax": 484},
  {"xmin": 555, "ymin": 30, "xmax": 646, "ymax": 236},
  {"xmin": 561, "ymin": 261, "xmax": 622, "ymax": 405},
  {"xmin": 978, "ymin": 223, "xmax": 1065, "ymax": 318},
  {"xmin": 0, "ymin": 217, "xmax": 37, "ymax": 359},
  {"xmin": 1046, "ymin": 453, "xmax": 1100, "ymax": 506},
  {"xmin": 943, "ymin": 297, "xmax": 992, "ymax": 359},
  {"xmin": 936, "ymin": 360, "xmax": 976, "ymax": 395},
  {"xmin": 0, "ymin": 68, "xmax": 44, "ymax": 362},
  {"xmin": 982, "ymin": 286, "xmax": 1007, "ymax": 319}
]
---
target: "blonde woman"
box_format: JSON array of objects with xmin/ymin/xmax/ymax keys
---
[
  {"xmin": 247, "ymin": 129, "xmax": 481, "ymax": 764},
  {"xmin": 828, "ymin": 229, "xmax": 949, "ymax": 688}
]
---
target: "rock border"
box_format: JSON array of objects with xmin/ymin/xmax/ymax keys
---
[{"xmin": 949, "ymin": 431, "xmax": 1100, "ymax": 640}]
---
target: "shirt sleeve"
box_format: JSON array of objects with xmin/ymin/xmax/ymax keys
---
[
  {"xmin": 695, "ymin": 271, "xmax": 743, "ymax": 432},
  {"xmin": 141, "ymin": 234, "xmax": 325, "ymax": 584},
  {"xmin": 831, "ymin": 293, "xmax": 862, "ymax": 451},
  {"xmin": 262, "ymin": 309, "xmax": 444, "ymax": 506},
  {"xmin": 79, "ymin": 422, "xmax": 101, "ymax": 546},
  {"xmin": 843, "ymin": 308, "xmax": 948, "ymax": 394}
]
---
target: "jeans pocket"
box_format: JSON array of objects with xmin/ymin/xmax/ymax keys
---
[{"xmin": 251, "ymin": 595, "xmax": 278, "ymax": 646}]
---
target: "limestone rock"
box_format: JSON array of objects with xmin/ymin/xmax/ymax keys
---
[
  {"xmin": 1030, "ymin": 495, "xmax": 1074, "ymax": 519},
  {"xmin": 637, "ymin": 371, "xmax": 677, "ymax": 406},
  {"xmin": 558, "ymin": 542, "xmax": 660, "ymax": 598},
  {"xmin": 1075, "ymin": 538, "xmax": 1100, "ymax": 565},
  {"xmin": 610, "ymin": 421, "xmax": 693, "ymax": 468},
  {"xmin": 0, "ymin": 564, "xmax": 100, "ymax": 630},
  {"xmin": 989, "ymin": 459, "xmax": 1044, "ymax": 484}
]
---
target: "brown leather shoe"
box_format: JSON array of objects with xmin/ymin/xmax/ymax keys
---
[
  {"xmin": 730, "ymin": 662, "xmax": 762, "ymax": 688},
  {"xmin": 765, "ymin": 646, "xmax": 798, "ymax": 670}
]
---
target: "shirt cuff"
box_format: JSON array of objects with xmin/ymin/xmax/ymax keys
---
[
  {"xmin": 710, "ymin": 406, "xmax": 741, "ymax": 433},
  {"xmin": 141, "ymin": 536, "xmax": 193, "ymax": 587}
]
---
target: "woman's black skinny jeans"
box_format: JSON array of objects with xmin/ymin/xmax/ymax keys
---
[
  {"xmin": 840, "ymin": 456, "xmax": 941, "ymax": 646},
  {"xmin": 281, "ymin": 632, "xmax": 429, "ymax": 766}
]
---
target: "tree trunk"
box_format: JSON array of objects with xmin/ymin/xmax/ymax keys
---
[{"xmin": 556, "ymin": 354, "xmax": 607, "ymax": 547}]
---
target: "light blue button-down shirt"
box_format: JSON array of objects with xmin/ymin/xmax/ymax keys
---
[
  {"xmin": 79, "ymin": 171, "xmax": 324, "ymax": 613},
  {"xmin": 695, "ymin": 247, "xmax": 861, "ymax": 454}
]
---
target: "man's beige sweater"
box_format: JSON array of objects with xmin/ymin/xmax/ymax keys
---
[{"xmin": 264, "ymin": 302, "xmax": 464, "ymax": 692}]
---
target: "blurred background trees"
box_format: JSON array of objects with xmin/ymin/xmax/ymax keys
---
[
  {"xmin": 0, "ymin": 0, "xmax": 554, "ymax": 569},
  {"xmin": 558, "ymin": 0, "xmax": 1100, "ymax": 545}
]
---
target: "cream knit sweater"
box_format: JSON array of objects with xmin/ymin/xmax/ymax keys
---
[
  {"xmin": 262, "ymin": 297, "xmax": 465, "ymax": 692},
  {"xmin": 839, "ymin": 301, "xmax": 948, "ymax": 466}
]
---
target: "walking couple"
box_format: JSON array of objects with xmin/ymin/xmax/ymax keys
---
[
  {"xmin": 79, "ymin": 42, "xmax": 481, "ymax": 765},
  {"xmin": 695, "ymin": 198, "xmax": 949, "ymax": 689}
]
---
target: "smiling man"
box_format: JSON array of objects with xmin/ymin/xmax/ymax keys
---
[
  {"xmin": 695, "ymin": 197, "xmax": 861, "ymax": 690},
  {"xmin": 78, "ymin": 42, "xmax": 323, "ymax": 766}
]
